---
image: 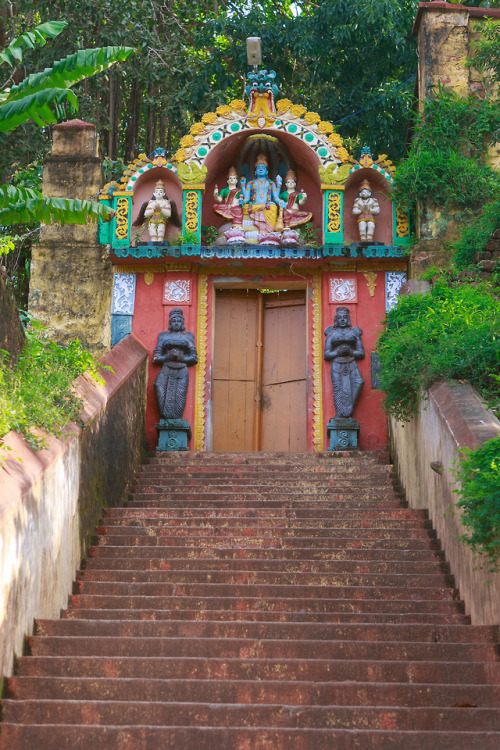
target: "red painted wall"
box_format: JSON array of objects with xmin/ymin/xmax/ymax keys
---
[
  {"xmin": 132, "ymin": 270, "xmax": 199, "ymax": 450},
  {"xmin": 132, "ymin": 266, "xmax": 388, "ymax": 452},
  {"xmin": 321, "ymin": 269, "xmax": 387, "ymax": 450}
]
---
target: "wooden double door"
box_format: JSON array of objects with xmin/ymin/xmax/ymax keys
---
[{"xmin": 212, "ymin": 289, "xmax": 307, "ymax": 451}]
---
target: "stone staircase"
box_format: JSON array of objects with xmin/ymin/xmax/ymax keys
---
[{"xmin": 2, "ymin": 452, "xmax": 500, "ymax": 748}]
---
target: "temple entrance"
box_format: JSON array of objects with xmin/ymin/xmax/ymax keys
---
[{"xmin": 212, "ymin": 288, "xmax": 307, "ymax": 451}]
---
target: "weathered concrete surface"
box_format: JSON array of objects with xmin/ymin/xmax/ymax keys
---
[
  {"xmin": 0, "ymin": 335, "xmax": 148, "ymax": 678},
  {"xmin": 390, "ymin": 381, "xmax": 500, "ymax": 625},
  {"xmin": 28, "ymin": 120, "xmax": 113, "ymax": 357}
]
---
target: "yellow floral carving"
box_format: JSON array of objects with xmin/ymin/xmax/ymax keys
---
[
  {"xmin": 329, "ymin": 132, "xmax": 343, "ymax": 147},
  {"xmin": 202, "ymin": 112, "xmax": 218, "ymax": 125},
  {"xmin": 276, "ymin": 98, "xmax": 292, "ymax": 114},
  {"xmin": 290, "ymin": 104, "xmax": 306, "ymax": 117},
  {"xmin": 337, "ymin": 146, "xmax": 350, "ymax": 163},
  {"xmin": 229, "ymin": 99, "xmax": 246, "ymax": 112},
  {"xmin": 216, "ymin": 104, "xmax": 232, "ymax": 117},
  {"xmin": 174, "ymin": 147, "xmax": 187, "ymax": 162},
  {"xmin": 304, "ymin": 111, "xmax": 321, "ymax": 125},
  {"xmin": 190, "ymin": 122, "xmax": 206, "ymax": 136},
  {"xmin": 318, "ymin": 121, "xmax": 334, "ymax": 134},
  {"xmin": 180, "ymin": 134, "xmax": 195, "ymax": 148}
]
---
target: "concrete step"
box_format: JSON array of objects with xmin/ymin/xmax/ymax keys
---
[
  {"xmin": 3, "ymin": 725, "xmax": 499, "ymax": 750},
  {"xmin": 34, "ymin": 619, "xmax": 495, "ymax": 643},
  {"xmin": 14, "ymin": 656, "xmax": 500, "ymax": 683},
  {"xmin": 4, "ymin": 450, "xmax": 498, "ymax": 746},
  {"xmin": 8, "ymin": 676, "xmax": 500, "ymax": 707},
  {"xmin": 3, "ymin": 699, "xmax": 500, "ymax": 730},
  {"xmin": 61, "ymin": 608, "xmax": 469, "ymax": 625}
]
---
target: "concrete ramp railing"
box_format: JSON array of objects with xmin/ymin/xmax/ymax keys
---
[
  {"xmin": 0, "ymin": 335, "xmax": 148, "ymax": 678},
  {"xmin": 390, "ymin": 381, "xmax": 500, "ymax": 625}
]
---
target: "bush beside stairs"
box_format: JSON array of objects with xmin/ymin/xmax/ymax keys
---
[{"xmin": 2, "ymin": 451, "xmax": 500, "ymax": 748}]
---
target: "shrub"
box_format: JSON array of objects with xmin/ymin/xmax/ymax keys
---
[
  {"xmin": 377, "ymin": 280, "xmax": 500, "ymax": 421},
  {"xmin": 0, "ymin": 319, "xmax": 104, "ymax": 451},
  {"xmin": 453, "ymin": 435, "xmax": 500, "ymax": 573}
]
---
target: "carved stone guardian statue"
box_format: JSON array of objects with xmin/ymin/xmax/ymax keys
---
[
  {"xmin": 153, "ymin": 308, "xmax": 198, "ymax": 449},
  {"xmin": 324, "ymin": 306, "xmax": 364, "ymax": 449}
]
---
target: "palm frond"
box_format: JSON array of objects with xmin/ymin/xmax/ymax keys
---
[
  {"xmin": 0, "ymin": 88, "xmax": 78, "ymax": 132},
  {"xmin": 0, "ymin": 21, "xmax": 68, "ymax": 68},
  {"xmin": 0, "ymin": 186, "xmax": 114, "ymax": 226},
  {"xmin": 10, "ymin": 46, "xmax": 133, "ymax": 98}
]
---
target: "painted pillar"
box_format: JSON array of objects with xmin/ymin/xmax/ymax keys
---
[
  {"xmin": 182, "ymin": 185, "xmax": 204, "ymax": 244},
  {"xmin": 322, "ymin": 186, "xmax": 344, "ymax": 245}
]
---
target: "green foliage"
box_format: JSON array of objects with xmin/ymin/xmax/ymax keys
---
[
  {"xmin": 0, "ymin": 21, "xmax": 67, "ymax": 68},
  {"xmin": 298, "ymin": 222, "xmax": 321, "ymax": 246},
  {"xmin": 452, "ymin": 196, "xmax": 500, "ymax": 270},
  {"xmin": 0, "ymin": 19, "xmax": 133, "ymax": 233},
  {"xmin": 377, "ymin": 280, "xmax": 500, "ymax": 421},
  {"xmin": 11, "ymin": 0, "xmax": 418, "ymax": 161},
  {"xmin": 467, "ymin": 18, "xmax": 500, "ymax": 85},
  {"xmin": 452, "ymin": 435, "xmax": 500, "ymax": 573},
  {"xmin": 178, "ymin": 229, "xmax": 199, "ymax": 246},
  {"xmin": 395, "ymin": 88, "xmax": 500, "ymax": 209},
  {"xmin": 0, "ymin": 318, "xmax": 104, "ymax": 450},
  {"xmin": 201, "ymin": 225, "xmax": 218, "ymax": 246}
]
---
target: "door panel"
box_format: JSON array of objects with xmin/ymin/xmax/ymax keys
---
[
  {"xmin": 212, "ymin": 289, "xmax": 307, "ymax": 451},
  {"xmin": 261, "ymin": 292, "xmax": 307, "ymax": 451},
  {"xmin": 212, "ymin": 290, "xmax": 258, "ymax": 451}
]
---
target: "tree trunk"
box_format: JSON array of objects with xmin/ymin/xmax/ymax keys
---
[
  {"xmin": 124, "ymin": 79, "xmax": 142, "ymax": 162},
  {"xmin": 108, "ymin": 73, "xmax": 121, "ymax": 160}
]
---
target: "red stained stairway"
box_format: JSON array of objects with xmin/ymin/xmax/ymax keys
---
[{"xmin": 2, "ymin": 452, "xmax": 500, "ymax": 748}]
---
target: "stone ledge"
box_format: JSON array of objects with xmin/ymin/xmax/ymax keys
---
[{"xmin": 429, "ymin": 380, "xmax": 500, "ymax": 451}]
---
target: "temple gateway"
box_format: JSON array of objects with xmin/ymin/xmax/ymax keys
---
[{"xmin": 98, "ymin": 67, "xmax": 409, "ymax": 453}]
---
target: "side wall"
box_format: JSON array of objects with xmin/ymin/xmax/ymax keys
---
[
  {"xmin": 390, "ymin": 381, "xmax": 500, "ymax": 625},
  {"xmin": 0, "ymin": 335, "xmax": 148, "ymax": 678}
]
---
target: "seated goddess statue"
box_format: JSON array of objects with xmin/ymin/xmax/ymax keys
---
[{"xmin": 279, "ymin": 169, "xmax": 312, "ymax": 244}]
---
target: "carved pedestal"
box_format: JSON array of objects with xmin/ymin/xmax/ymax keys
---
[
  {"xmin": 327, "ymin": 417, "xmax": 360, "ymax": 451},
  {"xmin": 156, "ymin": 418, "xmax": 192, "ymax": 451}
]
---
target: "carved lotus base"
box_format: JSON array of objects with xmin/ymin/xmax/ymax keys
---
[
  {"xmin": 156, "ymin": 418, "xmax": 192, "ymax": 451},
  {"xmin": 327, "ymin": 417, "xmax": 360, "ymax": 451}
]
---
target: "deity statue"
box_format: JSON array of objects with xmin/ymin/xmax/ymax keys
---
[
  {"xmin": 133, "ymin": 180, "xmax": 181, "ymax": 243},
  {"xmin": 213, "ymin": 167, "xmax": 244, "ymax": 223},
  {"xmin": 213, "ymin": 167, "xmax": 246, "ymax": 244},
  {"xmin": 352, "ymin": 179, "xmax": 380, "ymax": 242},
  {"xmin": 152, "ymin": 308, "xmax": 198, "ymax": 419},
  {"xmin": 324, "ymin": 306, "xmax": 364, "ymax": 419},
  {"xmin": 240, "ymin": 153, "xmax": 286, "ymax": 245},
  {"xmin": 279, "ymin": 169, "xmax": 312, "ymax": 244}
]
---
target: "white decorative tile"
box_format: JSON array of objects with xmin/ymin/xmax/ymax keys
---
[
  {"xmin": 386, "ymin": 271, "xmax": 407, "ymax": 311},
  {"xmin": 329, "ymin": 277, "xmax": 357, "ymax": 303},
  {"xmin": 111, "ymin": 273, "xmax": 136, "ymax": 315},
  {"xmin": 164, "ymin": 279, "xmax": 191, "ymax": 304}
]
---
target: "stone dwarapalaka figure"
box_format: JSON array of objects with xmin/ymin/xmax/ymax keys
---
[
  {"xmin": 133, "ymin": 180, "xmax": 181, "ymax": 243},
  {"xmin": 324, "ymin": 306, "xmax": 365, "ymax": 419},
  {"xmin": 352, "ymin": 179, "xmax": 380, "ymax": 242},
  {"xmin": 152, "ymin": 308, "xmax": 198, "ymax": 419}
]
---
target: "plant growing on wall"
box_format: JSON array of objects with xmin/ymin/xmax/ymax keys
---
[
  {"xmin": 0, "ymin": 315, "xmax": 104, "ymax": 450},
  {"xmin": 376, "ymin": 280, "xmax": 500, "ymax": 421},
  {"xmin": 453, "ymin": 435, "xmax": 500, "ymax": 573}
]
